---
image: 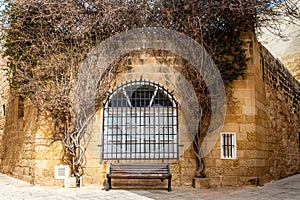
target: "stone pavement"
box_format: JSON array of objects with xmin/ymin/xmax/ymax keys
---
[{"xmin": 1, "ymin": 173, "xmax": 300, "ymax": 200}]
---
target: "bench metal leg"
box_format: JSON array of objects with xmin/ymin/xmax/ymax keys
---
[
  {"xmin": 168, "ymin": 175, "xmax": 172, "ymax": 192},
  {"xmin": 106, "ymin": 175, "xmax": 112, "ymax": 191}
]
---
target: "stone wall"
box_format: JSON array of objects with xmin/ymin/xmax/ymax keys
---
[
  {"xmin": 0, "ymin": 97, "xmax": 36, "ymax": 183},
  {"xmin": 0, "ymin": 32, "xmax": 299, "ymax": 187},
  {"xmin": 260, "ymin": 45, "xmax": 300, "ymax": 180},
  {"xmin": 0, "ymin": 54, "xmax": 65, "ymax": 184},
  {"xmin": 0, "ymin": 56, "xmax": 8, "ymax": 166},
  {"xmin": 83, "ymin": 50, "xmax": 202, "ymax": 187},
  {"xmin": 0, "ymin": 97, "xmax": 68, "ymax": 185},
  {"xmin": 201, "ymin": 32, "xmax": 300, "ymax": 188},
  {"xmin": 32, "ymin": 114, "xmax": 67, "ymax": 186},
  {"xmin": 202, "ymin": 32, "xmax": 268, "ymax": 187}
]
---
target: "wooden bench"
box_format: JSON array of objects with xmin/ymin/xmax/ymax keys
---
[{"xmin": 106, "ymin": 163, "xmax": 172, "ymax": 191}]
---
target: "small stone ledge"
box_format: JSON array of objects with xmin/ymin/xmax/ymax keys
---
[
  {"xmin": 192, "ymin": 177, "xmax": 211, "ymax": 189},
  {"xmin": 64, "ymin": 176, "xmax": 82, "ymax": 188}
]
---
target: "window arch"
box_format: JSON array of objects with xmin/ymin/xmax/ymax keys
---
[{"xmin": 103, "ymin": 79, "xmax": 178, "ymax": 160}]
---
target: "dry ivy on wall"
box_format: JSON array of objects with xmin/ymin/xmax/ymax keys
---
[{"xmin": 0, "ymin": 0, "xmax": 298, "ymax": 180}]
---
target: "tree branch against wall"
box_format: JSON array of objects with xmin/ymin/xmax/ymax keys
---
[{"xmin": 0, "ymin": 0, "xmax": 298, "ymax": 181}]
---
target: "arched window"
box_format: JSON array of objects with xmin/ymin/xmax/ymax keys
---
[{"xmin": 103, "ymin": 79, "xmax": 178, "ymax": 160}]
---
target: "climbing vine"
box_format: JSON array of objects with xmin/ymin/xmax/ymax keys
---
[{"xmin": 0, "ymin": 0, "xmax": 298, "ymax": 181}]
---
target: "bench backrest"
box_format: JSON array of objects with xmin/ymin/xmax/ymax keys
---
[{"xmin": 109, "ymin": 164, "xmax": 170, "ymax": 176}]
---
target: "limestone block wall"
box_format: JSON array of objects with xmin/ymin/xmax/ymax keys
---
[
  {"xmin": 0, "ymin": 98, "xmax": 68, "ymax": 186},
  {"xmin": 0, "ymin": 98, "xmax": 36, "ymax": 183},
  {"xmin": 0, "ymin": 57, "xmax": 8, "ymax": 165},
  {"xmin": 0, "ymin": 32, "xmax": 299, "ymax": 187},
  {"xmin": 32, "ymin": 115, "xmax": 66, "ymax": 186},
  {"xmin": 249, "ymin": 34, "xmax": 270, "ymax": 185},
  {"xmin": 83, "ymin": 51, "xmax": 201, "ymax": 187},
  {"xmin": 202, "ymin": 32, "xmax": 300, "ymax": 187},
  {"xmin": 82, "ymin": 111, "xmax": 107, "ymax": 186},
  {"xmin": 203, "ymin": 32, "xmax": 268, "ymax": 187},
  {"xmin": 260, "ymin": 45, "xmax": 300, "ymax": 181},
  {"xmin": 281, "ymin": 52, "xmax": 300, "ymax": 81}
]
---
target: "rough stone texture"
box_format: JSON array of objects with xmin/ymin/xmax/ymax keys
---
[
  {"xmin": 0, "ymin": 33, "xmax": 299, "ymax": 188},
  {"xmin": 201, "ymin": 32, "xmax": 300, "ymax": 188},
  {"xmin": 260, "ymin": 44, "xmax": 300, "ymax": 182},
  {"xmin": 0, "ymin": 56, "xmax": 8, "ymax": 166},
  {"xmin": 192, "ymin": 177, "xmax": 210, "ymax": 189},
  {"xmin": 84, "ymin": 51, "xmax": 202, "ymax": 187},
  {"xmin": 0, "ymin": 97, "xmax": 36, "ymax": 184}
]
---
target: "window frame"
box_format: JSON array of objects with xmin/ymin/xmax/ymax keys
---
[
  {"xmin": 102, "ymin": 79, "xmax": 178, "ymax": 161},
  {"xmin": 220, "ymin": 132, "xmax": 237, "ymax": 159}
]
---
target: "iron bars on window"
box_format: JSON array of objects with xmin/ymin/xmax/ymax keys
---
[{"xmin": 103, "ymin": 79, "xmax": 178, "ymax": 161}]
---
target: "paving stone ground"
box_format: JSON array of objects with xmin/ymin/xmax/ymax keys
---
[{"xmin": 1, "ymin": 173, "xmax": 300, "ymax": 200}]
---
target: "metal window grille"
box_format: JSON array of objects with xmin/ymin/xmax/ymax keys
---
[
  {"xmin": 103, "ymin": 79, "xmax": 178, "ymax": 160},
  {"xmin": 221, "ymin": 132, "xmax": 236, "ymax": 159}
]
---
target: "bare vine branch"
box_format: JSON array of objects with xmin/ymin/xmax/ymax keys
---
[{"xmin": 0, "ymin": 0, "xmax": 298, "ymax": 180}]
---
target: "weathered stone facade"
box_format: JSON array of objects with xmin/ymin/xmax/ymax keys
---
[
  {"xmin": 0, "ymin": 56, "xmax": 8, "ymax": 167},
  {"xmin": 260, "ymin": 44, "xmax": 300, "ymax": 181},
  {"xmin": 200, "ymin": 33, "xmax": 300, "ymax": 188},
  {"xmin": 0, "ymin": 98, "xmax": 34, "ymax": 183},
  {"xmin": 0, "ymin": 33, "xmax": 299, "ymax": 188}
]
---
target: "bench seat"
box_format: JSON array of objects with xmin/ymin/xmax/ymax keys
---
[{"xmin": 106, "ymin": 163, "xmax": 172, "ymax": 191}]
